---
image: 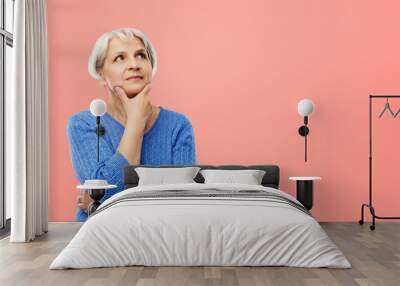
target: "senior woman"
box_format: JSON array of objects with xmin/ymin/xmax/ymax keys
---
[{"xmin": 67, "ymin": 28, "xmax": 197, "ymax": 222}]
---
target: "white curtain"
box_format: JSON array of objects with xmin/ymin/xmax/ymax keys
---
[{"xmin": 8, "ymin": 0, "xmax": 49, "ymax": 242}]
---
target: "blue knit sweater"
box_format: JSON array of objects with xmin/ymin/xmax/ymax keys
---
[{"xmin": 67, "ymin": 106, "xmax": 197, "ymax": 222}]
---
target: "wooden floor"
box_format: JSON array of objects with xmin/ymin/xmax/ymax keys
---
[{"xmin": 0, "ymin": 222, "xmax": 399, "ymax": 286}]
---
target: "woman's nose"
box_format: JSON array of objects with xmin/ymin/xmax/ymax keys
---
[{"xmin": 126, "ymin": 57, "xmax": 140, "ymax": 70}]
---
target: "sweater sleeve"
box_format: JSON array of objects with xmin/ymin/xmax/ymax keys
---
[
  {"xmin": 172, "ymin": 119, "xmax": 197, "ymax": 165},
  {"xmin": 67, "ymin": 114, "xmax": 129, "ymax": 202}
]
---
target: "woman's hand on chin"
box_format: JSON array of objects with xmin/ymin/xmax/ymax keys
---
[{"xmin": 114, "ymin": 84, "xmax": 152, "ymax": 131}]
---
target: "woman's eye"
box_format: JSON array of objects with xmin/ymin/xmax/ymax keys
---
[
  {"xmin": 138, "ymin": 52, "xmax": 147, "ymax": 59},
  {"xmin": 114, "ymin": 55, "xmax": 123, "ymax": 62}
]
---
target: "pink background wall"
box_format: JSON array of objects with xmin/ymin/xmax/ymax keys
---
[{"xmin": 47, "ymin": 0, "xmax": 400, "ymax": 222}]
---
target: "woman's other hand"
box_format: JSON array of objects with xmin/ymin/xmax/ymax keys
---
[{"xmin": 77, "ymin": 190, "xmax": 94, "ymax": 213}]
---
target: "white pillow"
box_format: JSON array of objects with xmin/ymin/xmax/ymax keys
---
[
  {"xmin": 200, "ymin": 169, "xmax": 266, "ymax": 185},
  {"xmin": 135, "ymin": 167, "xmax": 201, "ymax": 186}
]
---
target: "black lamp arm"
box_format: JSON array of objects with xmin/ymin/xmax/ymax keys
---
[
  {"xmin": 298, "ymin": 116, "xmax": 310, "ymax": 162},
  {"xmin": 95, "ymin": 116, "xmax": 106, "ymax": 162}
]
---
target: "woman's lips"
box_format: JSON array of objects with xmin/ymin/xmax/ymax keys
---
[{"xmin": 126, "ymin": 76, "xmax": 143, "ymax": 81}]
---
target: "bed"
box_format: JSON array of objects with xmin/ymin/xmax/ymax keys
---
[{"xmin": 49, "ymin": 164, "xmax": 351, "ymax": 269}]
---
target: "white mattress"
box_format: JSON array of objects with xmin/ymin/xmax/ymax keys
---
[{"xmin": 50, "ymin": 183, "xmax": 351, "ymax": 269}]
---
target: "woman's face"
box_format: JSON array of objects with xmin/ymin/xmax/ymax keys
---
[{"xmin": 98, "ymin": 36, "xmax": 152, "ymax": 98}]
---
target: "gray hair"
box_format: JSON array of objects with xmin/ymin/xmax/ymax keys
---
[{"xmin": 88, "ymin": 27, "xmax": 158, "ymax": 81}]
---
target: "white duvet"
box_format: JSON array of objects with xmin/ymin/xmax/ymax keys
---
[{"xmin": 50, "ymin": 183, "xmax": 351, "ymax": 269}]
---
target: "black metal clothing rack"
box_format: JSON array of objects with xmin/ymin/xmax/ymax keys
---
[{"xmin": 359, "ymin": 95, "xmax": 400, "ymax": 230}]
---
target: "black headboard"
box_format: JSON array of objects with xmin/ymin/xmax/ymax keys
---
[{"xmin": 124, "ymin": 165, "xmax": 280, "ymax": 189}]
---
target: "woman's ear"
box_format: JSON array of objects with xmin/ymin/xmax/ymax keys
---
[{"xmin": 97, "ymin": 70, "xmax": 107, "ymax": 88}]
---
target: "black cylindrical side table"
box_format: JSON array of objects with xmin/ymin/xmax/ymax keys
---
[
  {"xmin": 289, "ymin": 177, "xmax": 321, "ymax": 210},
  {"xmin": 77, "ymin": 180, "xmax": 117, "ymax": 216},
  {"xmin": 88, "ymin": 189, "xmax": 106, "ymax": 215}
]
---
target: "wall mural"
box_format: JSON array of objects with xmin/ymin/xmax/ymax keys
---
[{"xmin": 66, "ymin": 28, "xmax": 197, "ymax": 222}]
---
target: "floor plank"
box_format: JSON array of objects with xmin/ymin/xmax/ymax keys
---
[{"xmin": 0, "ymin": 222, "xmax": 399, "ymax": 286}]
